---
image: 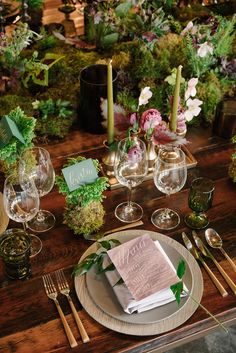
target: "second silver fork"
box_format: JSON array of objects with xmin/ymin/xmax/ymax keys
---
[{"xmin": 56, "ymin": 269, "xmax": 90, "ymax": 343}]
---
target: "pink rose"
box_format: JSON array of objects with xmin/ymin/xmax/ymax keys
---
[{"xmin": 140, "ymin": 109, "xmax": 162, "ymax": 133}]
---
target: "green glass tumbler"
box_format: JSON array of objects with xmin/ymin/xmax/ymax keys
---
[
  {"xmin": 0, "ymin": 229, "xmax": 31, "ymax": 280},
  {"xmin": 185, "ymin": 177, "xmax": 214, "ymax": 229}
]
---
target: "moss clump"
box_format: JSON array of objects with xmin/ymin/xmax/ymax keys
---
[
  {"xmin": 229, "ymin": 136, "xmax": 236, "ymax": 182},
  {"xmin": 64, "ymin": 201, "xmax": 105, "ymax": 236},
  {"xmin": 56, "ymin": 156, "xmax": 108, "ymax": 237},
  {"xmin": 197, "ymin": 72, "xmax": 223, "ymax": 124}
]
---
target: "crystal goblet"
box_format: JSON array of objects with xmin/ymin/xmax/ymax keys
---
[
  {"xmin": 114, "ymin": 137, "xmax": 148, "ymax": 223},
  {"xmin": 151, "ymin": 145, "xmax": 187, "ymax": 230}
]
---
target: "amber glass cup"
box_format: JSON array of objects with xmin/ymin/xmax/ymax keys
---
[{"xmin": 185, "ymin": 177, "xmax": 214, "ymax": 229}]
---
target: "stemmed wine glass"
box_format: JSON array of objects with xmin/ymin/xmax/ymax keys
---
[
  {"xmin": 114, "ymin": 137, "xmax": 148, "ymax": 223},
  {"xmin": 185, "ymin": 177, "xmax": 214, "ymax": 229},
  {"xmin": 3, "ymin": 174, "xmax": 42, "ymax": 257},
  {"xmin": 19, "ymin": 147, "xmax": 56, "ymax": 233},
  {"xmin": 151, "ymin": 145, "xmax": 187, "ymax": 230}
]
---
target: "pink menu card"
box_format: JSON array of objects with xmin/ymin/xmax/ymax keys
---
[{"xmin": 107, "ymin": 234, "xmax": 179, "ymax": 301}]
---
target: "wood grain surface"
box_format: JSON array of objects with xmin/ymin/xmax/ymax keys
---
[{"xmin": 0, "ymin": 124, "xmax": 236, "ymax": 353}]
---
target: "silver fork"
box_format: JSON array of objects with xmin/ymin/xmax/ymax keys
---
[
  {"xmin": 56, "ymin": 269, "xmax": 90, "ymax": 343},
  {"xmin": 42, "ymin": 274, "xmax": 78, "ymax": 348}
]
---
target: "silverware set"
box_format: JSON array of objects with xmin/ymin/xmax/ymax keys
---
[
  {"xmin": 182, "ymin": 230, "xmax": 236, "ymax": 297},
  {"xmin": 42, "ymin": 269, "xmax": 89, "ymax": 348}
]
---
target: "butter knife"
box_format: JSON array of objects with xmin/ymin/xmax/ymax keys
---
[
  {"xmin": 84, "ymin": 220, "xmax": 144, "ymax": 241},
  {"xmin": 192, "ymin": 230, "xmax": 236, "ymax": 295},
  {"xmin": 182, "ymin": 232, "xmax": 228, "ymax": 297}
]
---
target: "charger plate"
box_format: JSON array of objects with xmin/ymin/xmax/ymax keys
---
[{"xmin": 74, "ymin": 230, "xmax": 203, "ymax": 336}]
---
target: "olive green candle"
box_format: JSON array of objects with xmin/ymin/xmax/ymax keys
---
[
  {"xmin": 170, "ymin": 65, "xmax": 183, "ymax": 132},
  {"xmin": 107, "ymin": 59, "xmax": 114, "ymax": 145}
]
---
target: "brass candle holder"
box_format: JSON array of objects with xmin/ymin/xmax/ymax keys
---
[{"xmin": 102, "ymin": 140, "xmax": 116, "ymax": 177}]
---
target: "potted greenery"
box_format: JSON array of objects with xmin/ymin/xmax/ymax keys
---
[{"xmin": 56, "ymin": 156, "xmax": 109, "ymax": 238}]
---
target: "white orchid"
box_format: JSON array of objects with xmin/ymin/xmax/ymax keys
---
[
  {"xmin": 184, "ymin": 98, "xmax": 203, "ymax": 122},
  {"xmin": 138, "ymin": 87, "xmax": 152, "ymax": 107},
  {"xmin": 180, "ymin": 21, "xmax": 193, "ymax": 36},
  {"xmin": 180, "ymin": 21, "xmax": 197, "ymax": 36},
  {"xmin": 197, "ymin": 42, "xmax": 213, "ymax": 58},
  {"xmin": 185, "ymin": 78, "xmax": 198, "ymax": 101}
]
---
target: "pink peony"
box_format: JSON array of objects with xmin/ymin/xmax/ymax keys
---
[
  {"xmin": 128, "ymin": 145, "xmax": 142, "ymax": 163},
  {"xmin": 140, "ymin": 109, "xmax": 162, "ymax": 133}
]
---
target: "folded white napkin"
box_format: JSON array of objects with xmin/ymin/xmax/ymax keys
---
[{"xmin": 104, "ymin": 240, "xmax": 186, "ymax": 314}]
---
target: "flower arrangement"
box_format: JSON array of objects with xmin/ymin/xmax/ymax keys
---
[
  {"xmin": 102, "ymin": 66, "xmax": 203, "ymax": 147},
  {"xmin": 56, "ymin": 157, "xmax": 109, "ymax": 237}
]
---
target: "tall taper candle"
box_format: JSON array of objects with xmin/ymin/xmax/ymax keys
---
[
  {"xmin": 107, "ymin": 59, "xmax": 114, "ymax": 145},
  {"xmin": 170, "ymin": 65, "xmax": 182, "ymax": 132}
]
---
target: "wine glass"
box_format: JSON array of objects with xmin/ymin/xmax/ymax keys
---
[
  {"xmin": 151, "ymin": 145, "xmax": 187, "ymax": 230},
  {"xmin": 19, "ymin": 147, "xmax": 56, "ymax": 233},
  {"xmin": 114, "ymin": 137, "xmax": 148, "ymax": 223},
  {"xmin": 3, "ymin": 174, "xmax": 42, "ymax": 257},
  {"xmin": 185, "ymin": 177, "xmax": 214, "ymax": 229}
]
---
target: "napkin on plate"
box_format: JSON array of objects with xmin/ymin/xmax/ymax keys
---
[{"xmin": 104, "ymin": 235, "xmax": 186, "ymax": 314}]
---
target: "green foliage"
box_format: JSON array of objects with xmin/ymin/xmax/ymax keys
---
[
  {"xmin": 213, "ymin": 15, "xmax": 236, "ymax": 58},
  {"xmin": 33, "ymin": 98, "xmax": 74, "ymax": 138},
  {"xmin": 72, "ymin": 238, "xmax": 121, "ymax": 276},
  {"xmin": 64, "ymin": 201, "xmax": 106, "ymax": 236},
  {"xmin": 22, "ymin": 52, "xmax": 64, "ymax": 87},
  {"xmin": 0, "ymin": 95, "xmax": 34, "ymax": 117},
  {"xmin": 228, "ymin": 135, "xmax": 236, "ymax": 182},
  {"xmin": 0, "ymin": 107, "xmax": 36, "ymax": 165},
  {"xmin": 36, "ymin": 28, "xmax": 58, "ymax": 51},
  {"xmin": 170, "ymin": 260, "xmax": 186, "ymax": 305},
  {"xmin": 0, "ymin": 23, "xmax": 38, "ymax": 70},
  {"xmin": 56, "ymin": 157, "xmax": 109, "ymax": 207},
  {"xmin": 197, "ymin": 72, "xmax": 223, "ymax": 123},
  {"xmin": 16, "ymin": 0, "xmax": 43, "ymax": 9}
]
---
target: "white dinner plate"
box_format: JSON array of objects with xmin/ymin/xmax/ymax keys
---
[{"xmin": 74, "ymin": 230, "xmax": 203, "ymax": 336}]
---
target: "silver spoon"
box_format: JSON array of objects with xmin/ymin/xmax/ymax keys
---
[{"xmin": 205, "ymin": 228, "xmax": 236, "ymax": 272}]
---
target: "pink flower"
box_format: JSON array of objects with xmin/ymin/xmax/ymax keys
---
[
  {"xmin": 129, "ymin": 112, "xmax": 138, "ymax": 126},
  {"xmin": 128, "ymin": 145, "xmax": 142, "ymax": 163},
  {"xmin": 152, "ymin": 122, "xmax": 187, "ymax": 146},
  {"xmin": 177, "ymin": 111, "xmax": 187, "ymax": 132},
  {"xmin": 140, "ymin": 109, "xmax": 162, "ymax": 133}
]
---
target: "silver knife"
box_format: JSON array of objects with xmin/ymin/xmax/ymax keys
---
[
  {"xmin": 192, "ymin": 230, "xmax": 236, "ymax": 295},
  {"xmin": 182, "ymin": 232, "xmax": 228, "ymax": 297}
]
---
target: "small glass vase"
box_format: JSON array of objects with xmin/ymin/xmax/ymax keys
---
[{"xmin": 146, "ymin": 138, "xmax": 158, "ymax": 172}]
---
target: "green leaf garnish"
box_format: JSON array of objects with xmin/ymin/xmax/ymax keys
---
[
  {"xmin": 170, "ymin": 281, "xmax": 183, "ymax": 305},
  {"xmin": 177, "ymin": 259, "xmax": 186, "ymax": 279},
  {"xmin": 72, "ymin": 239, "xmax": 121, "ymax": 277}
]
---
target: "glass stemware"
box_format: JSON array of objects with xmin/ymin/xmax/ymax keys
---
[
  {"xmin": 185, "ymin": 177, "xmax": 214, "ymax": 229},
  {"xmin": 114, "ymin": 137, "xmax": 148, "ymax": 223},
  {"xmin": 3, "ymin": 174, "xmax": 42, "ymax": 257},
  {"xmin": 151, "ymin": 145, "xmax": 187, "ymax": 230},
  {"xmin": 19, "ymin": 147, "xmax": 56, "ymax": 233}
]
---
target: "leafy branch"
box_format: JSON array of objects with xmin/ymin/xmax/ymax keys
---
[
  {"xmin": 171, "ymin": 260, "xmax": 228, "ymax": 333},
  {"xmin": 72, "ymin": 239, "xmax": 121, "ymax": 277}
]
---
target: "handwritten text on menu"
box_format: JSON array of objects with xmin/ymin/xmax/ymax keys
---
[{"xmin": 107, "ymin": 234, "xmax": 179, "ymax": 301}]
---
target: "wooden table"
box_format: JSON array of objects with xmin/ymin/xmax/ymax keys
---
[{"xmin": 0, "ymin": 126, "xmax": 236, "ymax": 353}]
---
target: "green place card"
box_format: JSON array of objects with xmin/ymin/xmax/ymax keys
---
[
  {"xmin": 0, "ymin": 116, "xmax": 25, "ymax": 148},
  {"xmin": 62, "ymin": 159, "xmax": 98, "ymax": 192}
]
